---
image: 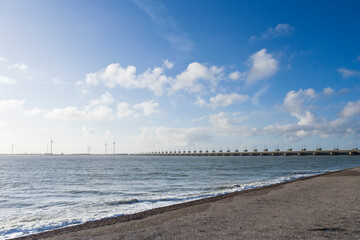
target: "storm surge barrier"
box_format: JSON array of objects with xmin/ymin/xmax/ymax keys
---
[{"xmin": 134, "ymin": 148, "xmax": 360, "ymax": 156}]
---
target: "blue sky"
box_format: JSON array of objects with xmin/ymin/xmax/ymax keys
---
[{"xmin": 0, "ymin": 0, "xmax": 359, "ymax": 154}]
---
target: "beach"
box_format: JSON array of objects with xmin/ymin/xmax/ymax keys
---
[{"xmin": 14, "ymin": 166, "xmax": 360, "ymax": 240}]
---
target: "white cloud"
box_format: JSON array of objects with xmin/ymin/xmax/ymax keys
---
[
  {"xmin": 163, "ymin": 59, "xmax": 174, "ymax": 69},
  {"xmin": 282, "ymin": 88, "xmax": 316, "ymax": 123},
  {"xmin": 194, "ymin": 96, "xmax": 206, "ymax": 107},
  {"xmin": 228, "ymin": 71, "xmax": 242, "ymax": 80},
  {"xmin": 341, "ymin": 100, "xmax": 360, "ymax": 117},
  {"xmin": 0, "ymin": 99, "xmax": 25, "ymax": 114},
  {"xmin": 337, "ymin": 68, "xmax": 360, "ymax": 78},
  {"xmin": 208, "ymin": 112, "xmax": 250, "ymax": 135},
  {"xmin": 339, "ymin": 88, "xmax": 350, "ymax": 94},
  {"xmin": 45, "ymin": 105, "xmax": 112, "ymax": 120},
  {"xmin": 9, "ymin": 63, "xmax": 29, "ymax": 71},
  {"xmin": 169, "ymin": 62, "xmax": 224, "ymax": 94},
  {"xmin": 251, "ymin": 23, "xmax": 294, "ymax": 41},
  {"xmin": 82, "ymin": 126, "xmax": 95, "ymax": 137},
  {"xmin": 84, "ymin": 51, "xmax": 278, "ymax": 96},
  {"xmin": 85, "ymin": 63, "xmax": 170, "ymax": 96},
  {"xmin": 117, "ymin": 102, "xmax": 134, "ymax": 119},
  {"xmin": 134, "ymin": 100, "xmax": 159, "ymax": 116},
  {"xmin": 245, "ymin": 49, "xmax": 279, "ymax": 84},
  {"xmin": 323, "ymin": 87, "xmax": 334, "ymax": 96},
  {"xmin": 209, "ymin": 93, "xmax": 249, "ymax": 108},
  {"xmin": 0, "ymin": 57, "xmax": 7, "ymax": 62},
  {"xmin": 133, "ymin": 126, "xmax": 211, "ymax": 150},
  {"xmin": 89, "ymin": 92, "xmax": 114, "ymax": 106},
  {"xmin": 245, "ymin": 89, "xmax": 360, "ymax": 141},
  {"xmin": 23, "ymin": 108, "xmax": 44, "ymax": 117},
  {"xmin": 0, "ymin": 75, "xmax": 17, "ymax": 85}
]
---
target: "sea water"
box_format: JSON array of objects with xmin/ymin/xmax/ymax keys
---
[{"xmin": 1, "ymin": 154, "xmax": 359, "ymax": 239}]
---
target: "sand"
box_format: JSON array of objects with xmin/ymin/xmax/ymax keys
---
[{"xmin": 15, "ymin": 167, "xmax": 360, "ymax": 240}]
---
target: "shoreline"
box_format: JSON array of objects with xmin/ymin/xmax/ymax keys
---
[{"xmin": 13, "ymin": 166, "xmax": 360, "ymax": 240}]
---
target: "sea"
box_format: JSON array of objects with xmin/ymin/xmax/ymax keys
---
[{"xmin": 1, "ymin": 154, "xmax": 360, "ymax": 239}]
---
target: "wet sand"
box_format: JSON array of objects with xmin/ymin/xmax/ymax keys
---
[{"xmin": 15, "ymin": 167, "xmax": 360, "ymax": 240}]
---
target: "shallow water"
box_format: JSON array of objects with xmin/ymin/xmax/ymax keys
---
[{"xmin": 0, "ymin": 154, "xmax": 359, "ymax": 239}]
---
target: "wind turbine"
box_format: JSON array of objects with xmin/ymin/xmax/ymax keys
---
[
  {"xmin": 11, "ymin": 144, "xmax": 15, "ymax": 154},
  {"xmin": 105, "ymin": 142, "xmax": 107, "ymax": 154},
  {"xmin": 113, "ymin": 140, "xmax": 115, "ymax": 154},
  {"xmin": 50, "ymin": 138, "xmax": 55, "ymax": 154},
  {"xmin": 88, "ymin": 145, "xmax": 91, "ymax": 154}
]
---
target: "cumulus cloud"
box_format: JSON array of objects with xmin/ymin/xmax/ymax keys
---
[
  {"xmin": 82, "ymin": 126, "xmax": 95, "ymax": 137},
  {"xmin": 85, "ymin": 63, "xmax": 170, "ymax": 96},
  {"xmin": 323, "ymin": 87, "xmax": 334, "ymax": 95},
  {"xmin": 117, "ymin": 100, "xmax": 160, "ymax": 118},
  {"xmin": 208, "ymin": 112, "xmax": 250, "ymax": 135},
  {"xmin": 245, "ymin": 49, "xmax": 279, "ymax": 84},
  {"xmin": 250, "ymin": 23, "xmax": 294, "ymax": 41},
  {"xmin": 209, "ymin": 93, "xmax": 249, "ymax": 108},
  {"xmin": 251, "ymin": 89, "xmax": 360, "ymax": 140},
  {"xmin": 44, "ymin": 92, "xmax": 115, "ymax": 120},
  {"xmin": 117, "ymin": 102, "xmax": 134, "ymax": 119},
  {"xmin": 282, "ymin": 88, "xmax": 316, "ymax": 124},
  {"xmin": 84, "ymin": 50, "xmax": 278, "ymax": 96},
  {"xmin": 0, "ymin": 99, "xmax": 25, "ymax": 114},
  {"xmin": 228, "ymin": 71, "xmax": 242, "ymax": 80},
  {"xmin": 193, "ymin": 93, "xmax": 249, "ymax": 108},
  {"xmin": 341, "ymin": 100, "xmax": 360, "ymax": 117},
  {"xmin": 89, "ymin": 92, "xmax": 114, "ymax": 106},
  {"xmin": 169, "ymin": 62, "xmax": 224, "ymax": 94},
  {"xmin": 0, "ymin": 57, "xmax": 7, "ymax": 62},
  {"xmin": 23, "ymin": 108, "xmax": 44, "ymax": 117},
  {"xmin": 194, "ymin": 96, "xmax": 206, "ymax": 107},
  {"xmin": 9, "ymin": 63, "xmax": 29, "ymax": 71},
  {"xmin": 337, "ymin": 68, "xmax": 360, "ymax": 78},
  {"xmin": 200, "ymin": 88, "xmax": 359, "ymax": 142},
  {"xmin": 45, "ymin": 105, "xmax": 113, "ymax": 120},
  {"xmin": 134, "ymin": 100, "xmax": 159, "ymax": 116},
  {"xmin": 84, "ymin": 61, "xmax": 225, "ymax": 96},
  {"xmin": 0, "ymin": 75, "xmax": 17, "ymax": 85},
  {"xmin": 163, "ymin": 59, "xmax": 174, "ymax": 69}
]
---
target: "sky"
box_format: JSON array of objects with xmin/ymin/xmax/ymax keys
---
[{"xmin": 0, "ymin": 0, "xmax": 359, "ymax": 154}]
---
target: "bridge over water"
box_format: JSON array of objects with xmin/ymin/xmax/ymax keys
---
[{"xmin": 134, "ymin": 148, "xmax": 360, "ymax": 156}]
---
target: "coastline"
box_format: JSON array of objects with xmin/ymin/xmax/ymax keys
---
[{"xmin": 13, "ymin": 166, "xmax": 360, "ymax": 239}]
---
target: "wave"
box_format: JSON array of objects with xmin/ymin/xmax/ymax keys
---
[
  {"xmin": 0, "ymin": 170, "xmax": 329, "ymax": 240},
  {"xmin": 0, "ymin": 219, "xmax": 83, "ymax": 240},
  {"xmin": 104, "ymin": 171, "xmax": 324, "ymax": 207}
]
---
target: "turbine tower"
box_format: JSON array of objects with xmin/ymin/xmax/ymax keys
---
[
  {"xmin": 50, "ymin": 138, "xmax": 55, "ymax": 154},
  {"xmin": 88, "ymin": 145, "xmax": 91, "ymax": 154},
  {"xmin": 105, "ymin": 142, "xmax": 107, "ymax": 154},
  {"xmin": 113, "ymin": 140, "xmax": 115, "ymax": 154},
  {"xmin": 11, "ymin": 144, "xmax": 15, "ymax": 154}
]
